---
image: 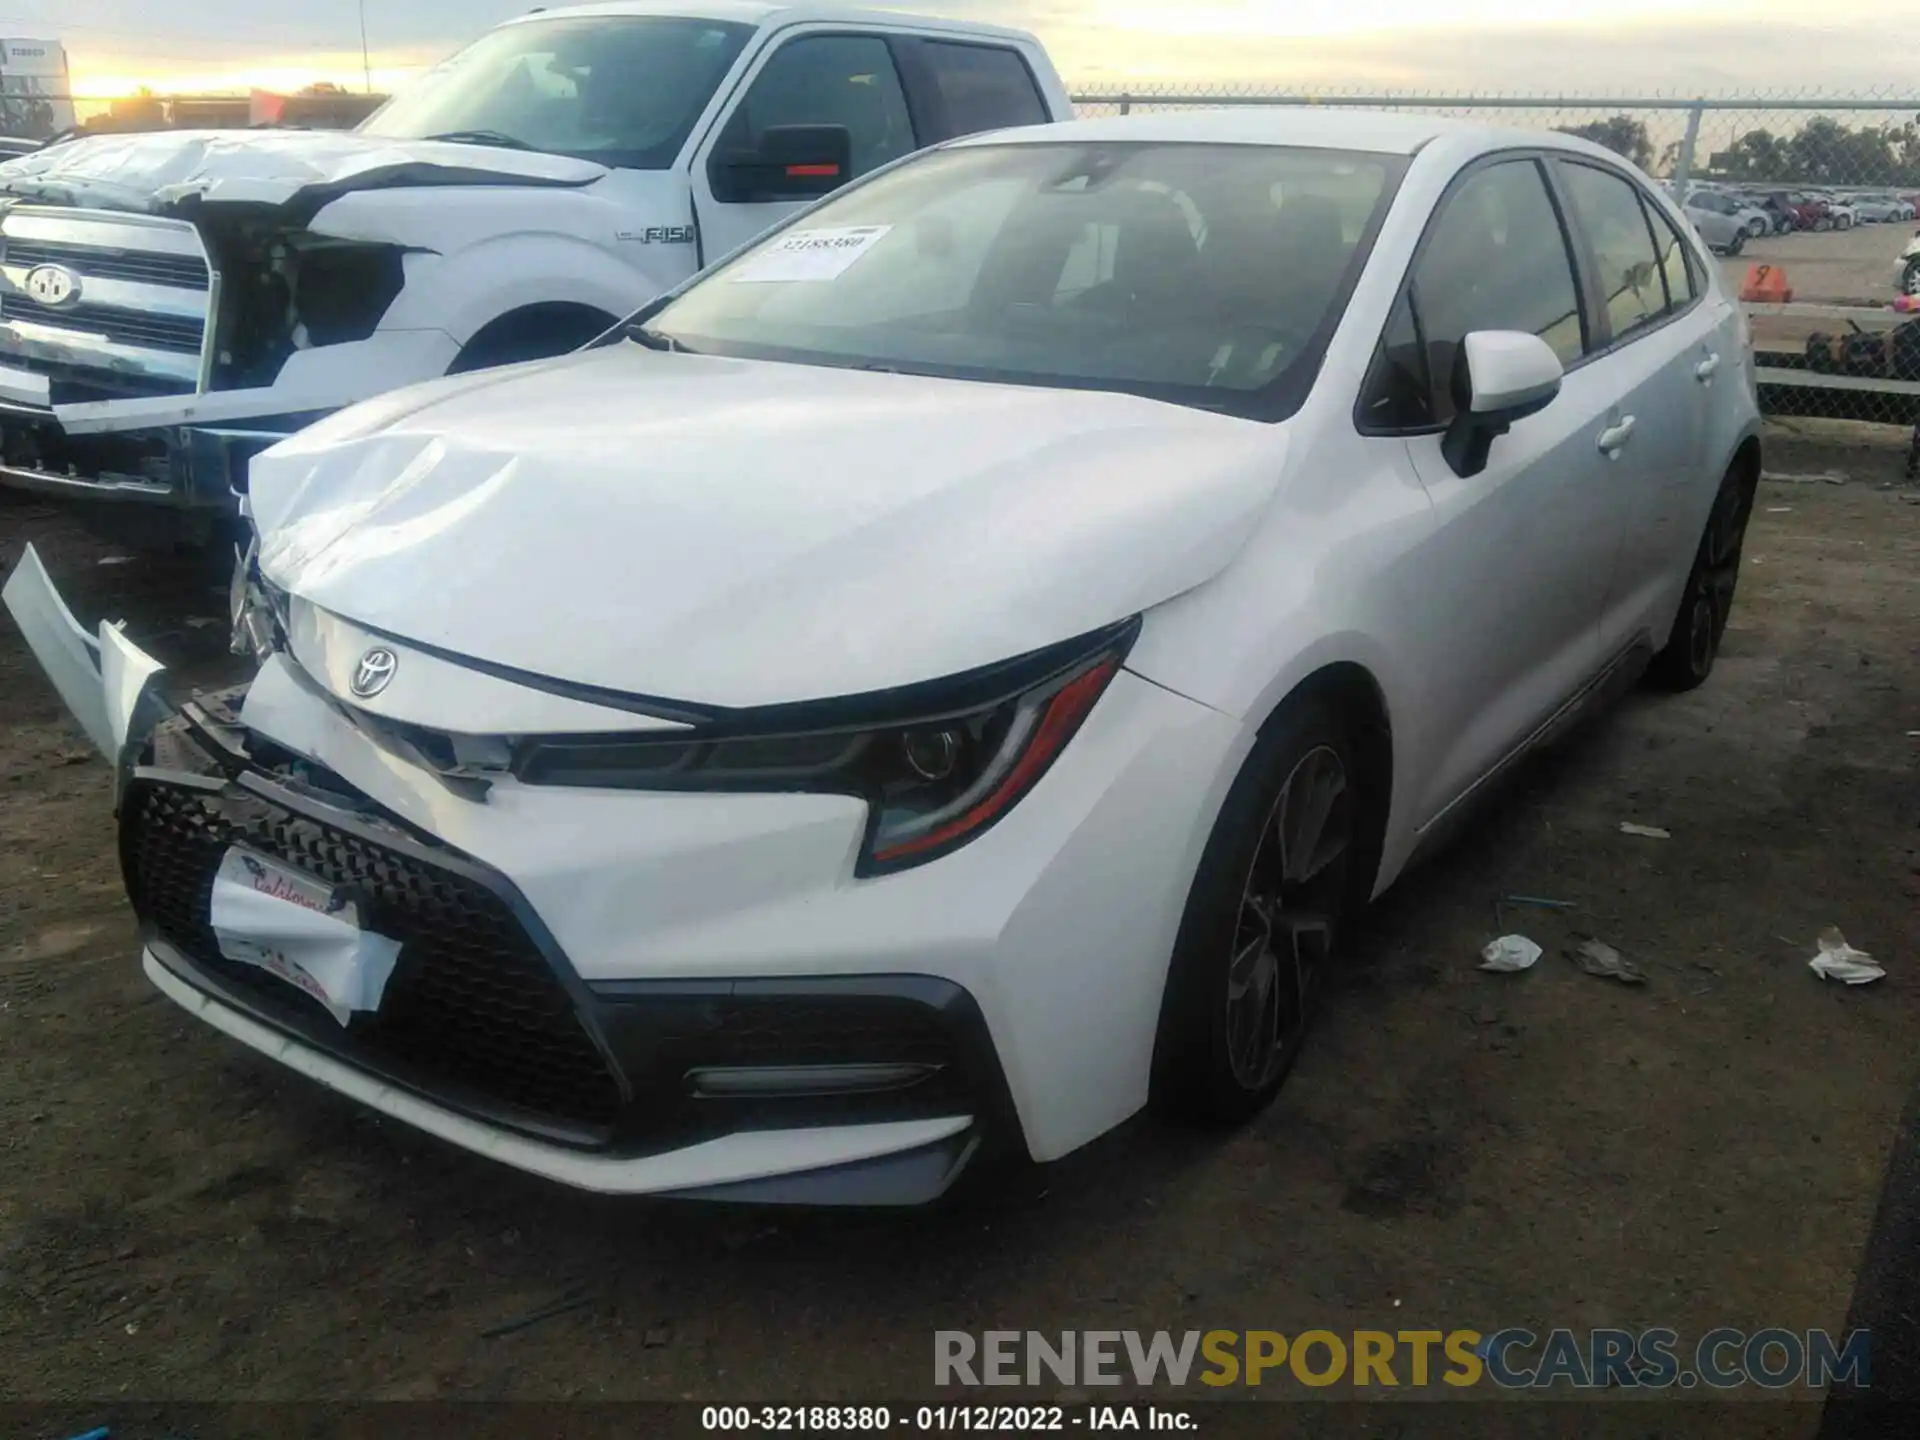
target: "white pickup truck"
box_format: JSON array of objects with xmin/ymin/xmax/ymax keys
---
[{"xmin": 0, "ymin": 1, "xmax": 1069, "ymax": 541}]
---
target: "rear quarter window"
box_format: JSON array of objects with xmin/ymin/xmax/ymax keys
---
[{"xmin": 920, "ymin": 41, "xmax": 1049, "ymax": 138}]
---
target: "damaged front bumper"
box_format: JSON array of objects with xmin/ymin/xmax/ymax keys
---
[
  {"xmin": 0, "ymin": 405, "xmax": 286, "ymax": 514},
  {"xmin": 1, "ymin": 543, "xmax": 997, "ymax": 1205}
]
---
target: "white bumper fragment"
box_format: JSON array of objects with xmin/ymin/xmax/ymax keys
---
[{"xmin": 1, "ymin": 542, "xmax": 168, "ymax": 764}]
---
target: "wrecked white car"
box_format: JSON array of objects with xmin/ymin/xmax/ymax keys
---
[
  {"xmin": 0, "ymin": 1, "xmax": 1068, "ymax": 542},
  {"xmin": 6, "ymin": 112, "xmax": 1761, "ymax": 1204}
]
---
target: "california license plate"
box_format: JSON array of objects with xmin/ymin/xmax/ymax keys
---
[{"xmin": 208, "ymin": 847, "xmax": 400, "ymax": 1026}]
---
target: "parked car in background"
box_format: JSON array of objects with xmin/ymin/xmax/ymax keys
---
[
  {"xmin": 1899, "ymin": 232, "xmax": 1920, "ymax": 296},
  {"xmin": 0, "ymin": 1, "xmax": 1073, "ymax": 545},
  {"xmin": 1683, "ymin": 190, "xmax": 1764, "ymax": 251},
  {"xmin": 7, "ymin": 111, "xmax": 1763, "ymax": 1202},
  {"xmin": 1850, "ymin": 195, "xmax": 1908, "ymax": 223},
  {"xmin": 1811, "ymin": 193, "xmax": 1857, "ymax": 230},
  {"xmin": 1760, "ymin": 191, "xmax": 1826, "ymax": 231},
  {"xmin": 1745, "ymin": 192, "xmax": 1797, "ymax": 234}
]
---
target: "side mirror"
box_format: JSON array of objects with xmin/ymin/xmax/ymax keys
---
[
  {"xmin": 710, "ymin": 124, "xmax": 854, "ymax": 205},
  {"xmin": 1441, "ymin": 330, "xmax": 1564, "ymax": 479}
]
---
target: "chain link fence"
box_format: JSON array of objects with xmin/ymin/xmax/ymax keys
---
[
  {"xmin": 14, "ymin": 82, "xmax": 1920, "ymax": 442},
  {"xmin": 1071, "ymin": 86, "xmax": 1920, "ymax": 441}
]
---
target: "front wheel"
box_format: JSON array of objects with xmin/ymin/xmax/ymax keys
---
[
  {"xmin": 1647, "ymin": 464, "xmax": 1754, "ymax": 692},
  {"xmin": 1903, "ymin": 260, "xmax": 1920, "ymax": 297},
  {"xmin": 1748, "ymin": 217, "xmax": 1768, "ymax": 238},
  {"xmin": 1724, "ymin": 231, "xmax": 1745, "ymax": 257},
  {"xmin": 1837, "ymin": 214, "xmax": 1853, "ymax": 231},
  {"xmin": 1814, "ymin": 216, "xmax": 1834, "ymax": 232},
  {"xmin": 1152, "ymin": 699, "xmax": 1364, "ymax": 1125}
]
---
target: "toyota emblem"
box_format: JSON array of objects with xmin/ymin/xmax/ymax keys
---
[
  {"xmin": 349, "ymin": 647, "xmax": 398, "ymax": 699},
  {"xmin": 22, "ymin": 263, "xmax": 80, "ymax": 309}
]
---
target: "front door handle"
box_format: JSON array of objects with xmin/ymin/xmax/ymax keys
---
[
  {"xmin": 1694, "ymin": 352, "xmax": 1722, "ymax": 383},
  {"xmin": 1597, "ymin": 416, "xmax": 1637, "ymax": 455}
]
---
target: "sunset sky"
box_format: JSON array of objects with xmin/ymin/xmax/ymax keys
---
[{"xmin": 28, "ymin": 0, "xmax": 1916, "ymax": 99}]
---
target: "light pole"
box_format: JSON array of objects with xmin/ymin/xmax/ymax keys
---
[{"xmin": 357, "ymin": 0, "xmax": 373, "ymax": 93}]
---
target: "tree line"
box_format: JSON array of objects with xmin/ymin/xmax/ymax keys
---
[{"xmin": 1554, "ymin": 113, "xmax": 1920, "ymax": 188}]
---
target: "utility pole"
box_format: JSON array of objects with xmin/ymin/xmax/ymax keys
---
[{"xmin": 358, "ymin": 0, "xmax": 373, "ymax": 93}]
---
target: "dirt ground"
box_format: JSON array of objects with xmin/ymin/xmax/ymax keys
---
[{"xmin": 1, "ymin": 421, "xmax": 1917, "ymax": 1420}]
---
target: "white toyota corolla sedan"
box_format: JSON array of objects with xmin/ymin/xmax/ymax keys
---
[{"xmin": 6, "ymin": 109, "xmax": 1761, "ymax": 1205}]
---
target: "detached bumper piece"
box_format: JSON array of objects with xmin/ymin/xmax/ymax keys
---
[{"xmin": 121, "ymin": 717, "xmax": 1011, "ymax": 1203}]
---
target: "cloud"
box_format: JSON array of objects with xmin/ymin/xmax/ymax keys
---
[{"xmin": 44, "ymin": 0, "xmax": 1919, "ymax": 100}]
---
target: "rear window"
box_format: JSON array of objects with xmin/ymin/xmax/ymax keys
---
[{"xmin": 921, "ymin": 42, "xmax": 1048, "ymax": 138}]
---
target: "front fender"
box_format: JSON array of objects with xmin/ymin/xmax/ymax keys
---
[{"xmin": 380, "ymin": 231, "xmax": 687, "ymax": 346}]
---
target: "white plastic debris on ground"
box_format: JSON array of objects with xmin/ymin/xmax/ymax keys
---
[
  {"xmin": 1619, "ymin": 822, "xmax": 1672, "ymax": 840},
  {"xmin": 1808, "ymin": 928, "xmax": 1885, "ymax": 986},
  {"xmin": 1480, "ymin": 935, "xmax": 1543, "ymax": 973}
]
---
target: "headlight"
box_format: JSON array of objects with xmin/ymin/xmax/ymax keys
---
[{"xmin": 513, "ymin": 620, "xmax": 1139, "ymax": 876}]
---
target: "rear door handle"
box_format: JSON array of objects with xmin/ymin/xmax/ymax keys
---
[
  {"xmin": 1694, "ymin": 352, "xmax": 1722, "ymax": 383},
  {"xmin": 1597, "ymin": 416, "xmax": 1637, "ymax": 455}
]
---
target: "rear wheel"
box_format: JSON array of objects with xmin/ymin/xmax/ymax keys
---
[
  {"xmin": 1152, "ymin": 699, "xmax": 1364, "ymax": 1125},
  {"xmin": 1903, "ymin": 260, "xmax": 1920, "ymax": 297},
  {"xmin": 1724, "ymin": 231, "xmax": 1745, "ymax": 257},
  {"xmin": 1747, "ymin": 216, "xmax": 1767, "ymax": 238},
  {"xmin": 1647, "ymin": 463, "xmax": 1755, "ymax": 692}
]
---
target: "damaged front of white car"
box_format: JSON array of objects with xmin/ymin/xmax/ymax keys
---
[
  {"xmin": 0, "ymin": 128, "xmax": 618, "ymax": 543},
  {"xmin": 8, "ymin": 118, "xmax": 1358, "ymax": 1203},
  {"xmin": 4, "ymin": 332, "xmax": 1276, "ymax": 1202}
]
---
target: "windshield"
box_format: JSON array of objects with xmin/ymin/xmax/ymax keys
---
[
  {"xmin": 645, "ymin": 142, "xmax": 1405, "ymax": 419},
  {"xmin": 359, "ymin": 17, "xmax": 753, "ymax": 169}
]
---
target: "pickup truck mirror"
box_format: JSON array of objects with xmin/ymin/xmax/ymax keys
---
[{"xmin": 711, "ymin": 125, "xmax": 855, "ymax": 205}]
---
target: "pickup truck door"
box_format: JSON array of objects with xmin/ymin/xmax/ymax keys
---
[
  {"xmin": 687, "ymin": 30, "xmax": 924, "ymax": 265},
  {"xmin": 685, "ymin": 28, "xmax": 1056, "ymax": 267}
]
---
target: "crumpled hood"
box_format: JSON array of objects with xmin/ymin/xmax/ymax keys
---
[
  {"xmin": 0, "ymin": 129, "xmax": 605, "ymax": 213},
  {"xmin": 248, "ymin": 346, "xmax": 1285, "ymax": 710}
]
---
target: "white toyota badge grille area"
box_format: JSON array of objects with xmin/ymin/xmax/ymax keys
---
[{"xmin": 0, "ymin": 204, "xmax": 217, "ymax": 401}]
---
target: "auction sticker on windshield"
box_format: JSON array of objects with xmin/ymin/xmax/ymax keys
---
[{"xmin": 729, "ymin": 225, "xmax": 893, "ymax": 283}]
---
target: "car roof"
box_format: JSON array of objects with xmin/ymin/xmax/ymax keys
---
[
  {"xmin": 948, "ymin": 107, "xmax": 1626, "ymax": 160},
  {"xmin": 515, "ymin": 0, "xmax": 1038, "ymax": 42}
]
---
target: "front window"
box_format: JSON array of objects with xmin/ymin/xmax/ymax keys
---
[
  {"xmin": 359, "ymin": 17, "xmax": 753, "ymax": 169},
  {"xmin": 645, "ymin": 142, "xmax": 1405, "ymax": 419}
]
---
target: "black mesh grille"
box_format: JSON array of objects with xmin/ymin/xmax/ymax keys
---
[
  {"xmin": 122, "ymin": 779, "xmax": 624, "ymax": 1133},
  {"xmin": 6, "ymin": 238, "xmax": 211, "ymax": 290}
]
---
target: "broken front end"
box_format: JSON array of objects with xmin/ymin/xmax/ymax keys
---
[{"xmin": 0, "ymin": 201, "xmax": 410, "ymax": 537}]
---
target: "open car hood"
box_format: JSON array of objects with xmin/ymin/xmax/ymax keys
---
[
  {"xmin": 246, "ymin": 345, "xmax": 1286, "ymax": 711},
  {"xmin": 0, "ymin": 129, "xmax": 606, "ymax": 214}
]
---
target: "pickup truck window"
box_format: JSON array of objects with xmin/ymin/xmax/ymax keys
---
[
  {"xmin": 648, "ymin": 141, "xmax": 1403, "ymax": 421},
  {"xmin": 720, "ymin": 35, "xmax": 918, "ymax": 182},
  {"xmin": 358, "ymin": 16, "xmax": 752, "ymax": 170},
  {"xmin": 920, "ymin": 42, "xmax": 1049, "ymax": 137}
]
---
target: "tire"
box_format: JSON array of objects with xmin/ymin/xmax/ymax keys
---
[
  {"xmin": 1725, "ymin": 231, "xmax": 1745, "ymax": 257},
  {"xmin": 449, "ymin": 306, "xmax": 618, "ymax": 374},
  {"xmin": 1647, "ymin": 463, "xmax": 1755, "ymax": 693},
  {"xmin": 1814, "ymin": 216, "xmax": 1833, "ymax": 232},
  {"xmin": 1903, "ymin": 260, "xmax": 1920, "ymax": 298},
  {"xmin": 1151, "ymin": 696, "xmax": 1369, "ymax": 1126},
  {"xmin": 1837, "ymin": 214, "xmax": 1853, "ymax": 231},
  {"xmin": 1747, "ymin": 217, "xmax": 1767, "ymax": 238}
]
